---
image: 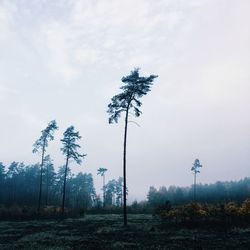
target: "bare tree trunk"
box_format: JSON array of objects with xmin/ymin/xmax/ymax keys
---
[
  {"xmin": 194, "ymin": 172, "xmax": 196, "ymax": 202},
  {"xmin": 62, "ymin": 155, "xmax": 69, "ymax": 216},
  {"xmin": 45, "ymin": 164, "xmax": 49, "ymax": 206},
  {"xmin": 123, "ymin": 107, "xmax": 129, "ymax": 226},
  {"xmin": 38, "ymin": 142, "xmax": 45, "ymax": 213},
  {"xmin": 103, "ymin": 174, "xmax": 105, "ymax": 207}
]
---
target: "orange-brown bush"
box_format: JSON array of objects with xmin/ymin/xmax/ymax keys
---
[{"xmin": 154, "ymin": 199, "xmax": 250, "ymax": 226}]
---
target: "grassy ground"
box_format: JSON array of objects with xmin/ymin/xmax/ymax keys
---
[{"xmin": 0, "ymin": 214, "xmax": 249, "ymax": 249}]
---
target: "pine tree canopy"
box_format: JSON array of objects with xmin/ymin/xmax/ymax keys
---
[
  {"xmin": 60, "ymin": 126, "xmax": 86, "ymax": 164},
  {"xmin": 107, "ymin": 68, "xmax": 158, "ymax": 123}
]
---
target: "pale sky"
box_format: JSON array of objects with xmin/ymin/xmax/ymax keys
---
[{"xmin": 0, "ymin": 0, "xmax": 249, "ymax": 201}]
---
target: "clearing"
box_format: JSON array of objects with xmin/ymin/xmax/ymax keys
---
[{"xmin": 0, "ymin": 214, "xmax": 249, "ymax": 249}]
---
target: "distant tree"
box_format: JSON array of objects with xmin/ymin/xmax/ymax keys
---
[
  {"xmin": 97, "ymin": 167, "xmax": 107, "ymax": 207},
  {"xmin": 71, "ymin": 172, "xmax": 96, "ymax": 209},
  {"xmin": 23, "ymin": 163, "xmax": 40, "ymax": 206},
  {"xmin": 60, "ymin": 126, "xmax": 86, "ymax": 215},
  {"xmin": 107, "ymin": 68, "xmax": 158, "ymax": 226},
  {"xmin": 95, "ymin": 194, "xmax": 102, "ymax": 209},
  {"xmin": 43, "ymin": 155, "xmax": 55, "ymax": 206},
  {"xmin": 105, "ymin": 179, "xmax": 116, "ymax": 206},
  {"xmin": 115, "ymin": 177, "xmax": 123, "ymax": 207},
  {"xmin": 168, "ymin": 186, "xmax": 177, "ymax": 203},
  {"xmin": 82, "ymin": 173, "xmax": 96, "ymax": 209},
  {"xmin": 148, "ymin": 186, "xmax": 168, "ymax": 206},
  {"xmin": 54, "ymin": 165, "xmax": 71, "ymax": 205},
  {"xmin": 147, "ymin": 186, "xmax": 159, "ymax": 207},
  {"xmin": 32, "ymin": 120, "xmax": 58, "ymax": 212},
  {"xmin": 0, "ymin": 162, "xmax": 5, "ymax": 179},
  {"xmin": 0, "ymin": 162, "xmax": 6, "ymax": 204},
  {"xmin": 6, "ymin": 162, "xmax": 24, "ymax": 205},
  {"xmin": 175, "ymin": 187, "xmax": 184, "ymax": 204},
  {"xmin": 191, "ymin": 158, "xmax": 202, "ymax": 202}
]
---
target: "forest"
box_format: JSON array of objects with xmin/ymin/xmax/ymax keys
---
[{"xmin": 0, "ymin": 160, "xmax": 249, "ymax": 216}]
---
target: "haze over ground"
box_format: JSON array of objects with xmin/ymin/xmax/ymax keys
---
[{"xmin": 0, "ymin": 0, "xmax": 249, "ymax": 201}]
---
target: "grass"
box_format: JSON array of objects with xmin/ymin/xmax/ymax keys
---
[{"xmin": 0, "ymin": 214, "xmax": 249, "ymax": 249}]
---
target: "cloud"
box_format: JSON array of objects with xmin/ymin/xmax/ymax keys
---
[
  {"xmin": 0, "ymin": 5, "xmax": 9, "ymax": 32},
  {"xmin": 0, "ymin": 84, "xmax": 18, "ymax": 101},
  {"xmin": 32, "ymin": 0, "xmax": 188, "ymax": 81},
  {"xmin": 0, "ymin": 2, "xmax": 16, "ymax": 41},
  {"xmin": 40, "ymin": 21, "xmax": 79, "ymax": 82}
]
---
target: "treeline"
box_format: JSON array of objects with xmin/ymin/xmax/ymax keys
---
[
  {"xmin": 1, "ymin": 159, "xmax": 249, "ymax": 217},
  {"xmin": 0, "ymin": 160, "xmax": 125, "ymax": 209},
  {"xmin": 0, "ymin": 161, "xmax": 96, "ymax": 209},
  {"xmin": 147, "ymin": 178, "xmax": 250, "ymax": 207}
]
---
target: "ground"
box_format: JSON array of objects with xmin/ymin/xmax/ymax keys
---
[{"xmin": 0, "ymin": 214, "xmax": 249, "ymax": 249}]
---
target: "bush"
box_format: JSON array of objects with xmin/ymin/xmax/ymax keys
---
[
  {"xmin": 153, "ymin": 199, "xmax": 250, "ymax": 227},
  {"xmin": 0, "ymin": 205, "xmax": 85, "ymax": 220}
]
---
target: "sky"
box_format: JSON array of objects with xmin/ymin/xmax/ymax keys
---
[{"xmin": 0, "ymin": 0, "xmax": 249, "ymax": 201}]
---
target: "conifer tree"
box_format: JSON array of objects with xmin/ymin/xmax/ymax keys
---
[
  {"xmin": 107, "ymin": 68, "xmax": 157, "ymax": 226},
  {"xmin": 191, "ymin": 158, "xmax": 202, "ymax": 202},
  {"xmin": 97, "ymin": 167, "xmax": 108, "ymax": 207},
  {"xmin": 60, "ymin": 126, "xmax": 86, "ymax": 215},
  {"xmin": 32, "ymin": 120, "xmax": 58, "ymax": 212}
]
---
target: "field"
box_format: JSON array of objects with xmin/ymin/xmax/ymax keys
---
[{"xmin": 0, "ymin": 214, "xmax": 250, "ymax": 250}]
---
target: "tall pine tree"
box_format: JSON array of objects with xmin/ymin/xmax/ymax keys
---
[
  {"xmin": 32, "ymin": 120, "xmax": 58, "ymax": 212},
  {"xmin": 60, "ymin": 126, "xmax": 86, "ymax": 215},
  {"xmin": 107, "ymin": 68, "xmax": 157, "ymax": 226}
]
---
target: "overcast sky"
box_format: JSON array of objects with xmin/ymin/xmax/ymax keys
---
[{"xmin": 0, "ymin": 0, "xmax": 249, "ymax": 201}]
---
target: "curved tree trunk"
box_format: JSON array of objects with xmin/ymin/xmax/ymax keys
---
[
  {"xmin": 123, "ymin": 107, "xmax": 129, "ymax": 226},
  {"xmin": 62, "ymin": 155, "xmax": 69, "ymax": 216},
  {"xmin": 38, "ymin": 143, "xmax": 45, "ymax": 213},
  {"xmin": 103, "ymin": 174, "xmax": 105, "ymax": 207},
  {"xmin": 45, "ymin": 164, "xmax": 49, "ymax": 206}
]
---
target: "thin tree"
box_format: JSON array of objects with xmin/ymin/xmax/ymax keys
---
[
  {"xmin": 97, "ymin": 167, "xmax": 108, "ymax": 207},
  {"xmin": 60, "ymin": 126, "xmax": 86, "ymax": 216},
  {"xmin": 0, "ymin": 162, "xmax": 5, "ymax": 204},
  {"xmin": 191, "ymin": 158, "xmax": 202, "ymax": 202},
  {"xmin": 32, "ymin": 120, "xmax": 58, "ymax": 212},
  {"xmin": 43, "ymin": 155, "xmax": 54, "ymax": 206},
  {"xmin": 107, "ymin": 68, "xmax": 158, "ymax": 226}
]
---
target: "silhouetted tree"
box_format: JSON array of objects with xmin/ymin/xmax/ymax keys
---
[
  {"xmin": 107, "ymin": 68, "xmax": 158, "ymax": 226},
  {"xmin": 60, "ymin": 126, "xmax": 86, "ymax": 215},
  {"xmin": 191, "ymin": 158, "xmax": 202, "ymax": 202},
  {"xmin": 32, "ymin": 120, "xmax": 58, "ymax": 212},
  {"xmin": 97, "ymin": 167, "xmax": 107, "ymax": 207}
]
